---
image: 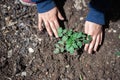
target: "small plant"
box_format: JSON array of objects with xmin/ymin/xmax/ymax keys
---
[
  {"xmin": 79, "ymin": 74, "xmax": 83, "ymax": 80},
  {"xmin": 115, "ymin": 51, "xmax": 120, "ymax": 56},
  {"xmin": 119, "ymin": 35, "xmax": 120, "ymax": 39},
  {"xmin": 53, "ymin": 27, "xmax": 92, "ymax": 54}
]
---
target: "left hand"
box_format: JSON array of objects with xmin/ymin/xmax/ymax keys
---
[
  {"xmin": 84, "ymin": 21, "xmax": 103, "ymax": 54},
  {"xmin": 38, "ymin": 7, "xmax": 64, "ymax": 38}
]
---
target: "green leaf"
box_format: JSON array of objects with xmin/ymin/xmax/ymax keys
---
[
  {"xmin": 60, "ymin": 47, "xmax": 64, "ymax": 52},
  {"xmin": 55, "ymin": 44, "xmax": 60, "ymax": 48},
  {"xmin": 68, "ymin": 46, "xmax": 74, "ymax": 54},
  {"xmin": 72, "ymin": 43, "xmax": 78, "ymax": 49},
  {"xmin": 77, "ymin": 41, "xmax": 82, "ymax": 48},
  {"xmin": 72, "ymin": 32, "xmax": 78, "ymax": 40},
  {"xmin": 82, "ymin": 34, "xmax": 86, "ymax": 38},
  {"xmin": 65, "ymin": 43, "xmax": 71, "ymax": 50},
  {"xmin": 66, "ymin": 46, "xmax": 74, "ymax": 54},
  {"xmin": 62, "ymin": 36, "xmax": 68, "ymax": 41},
  {"xmin": 67, "ymin": 29, "xmax": 72, "ymax": 36},
  {"xmin": 115, "ymin": 51, "xmax": 120, "ymax": 56},
  {"xmin": 77, "ymin": 32, "xmax": 82, "ymax": 38},
  {"xmin": 53, "ymin": 48, "xmax": 60, "ymax": 54},
  {"xmin": 87, "ymin": 35, "xmax": 92, "ymax": 42},
  {"xmin": 79, "ymin": 74, "xmax": 83, "ymax": 80},
  {"xmin": 66, "ymin": 38, "xmax": 73, "ymax": 45},
  {"xmin": 58, "ymin": 40, "xmax": 64, "ymax": 45},
  {"xmin": 58, "ymin": 33, "xmax": 63, "ymax": 37},
  {"xmin": 63, "ymin": 29, "xmax": 67, "ymax": 34},
  {"xmin": 83, "ymin": 40, "xmax": 89, "ymax": 44},
  {"xmin": 58, "ymin": 27, "xmax": 63, "ymax": 33},
  {"xmin": 83, "ymin": 35, "xmax": 92, "ymax": 44},
  {"xmin": 58, "ymin": 27, "xmax": 63, "ymax": 37}
]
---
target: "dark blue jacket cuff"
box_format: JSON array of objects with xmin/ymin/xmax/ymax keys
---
[
  {"xmin": 86, "ymin": 0, "xmax": 106, "ymax": 25},
  {"xmin": 36, "ymin": 0, "xmax": 55, "ymax": 13},
  {"xmin": 86, "ymin": 7, "xmax": 105, "ymax": 25}
]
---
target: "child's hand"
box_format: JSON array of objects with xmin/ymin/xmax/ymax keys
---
[
  {"xmin": 38, "ymin": 7, "xmax": 64, "ymax": 38},
  {"xmin": 84, "ymin": 21, "xmax": 103, "ymax": 54}
]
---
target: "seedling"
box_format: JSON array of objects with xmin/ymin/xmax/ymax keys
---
[
  {"xmin": 119, "ymin": 35, "xmax": 120, "ymax": 39},
  {"xmin": 79, "ymin": 74, "xmax": 83, "ymax": 80},
  {"xmin": 53, "ymin": 27, "xmax": 92, "ymax": 54},
  {"xmin": 115, "ymin": 51, "xmax": 120, "ymax": 56}
]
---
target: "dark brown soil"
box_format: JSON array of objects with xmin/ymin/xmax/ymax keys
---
[{"xmin": 0, "ymin": 0, "xmax": 120, "ymax": 80}]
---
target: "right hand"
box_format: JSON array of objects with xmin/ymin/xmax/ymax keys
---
[
  {"xmin": 38, "ymin": 7, "xmax": 64, "ymax": 38},
  {"xmin": 84, "ymin": 21, "xmax": 103, "ymax": 54}
]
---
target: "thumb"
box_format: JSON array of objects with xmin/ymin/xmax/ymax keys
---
[{"xmin": 58, "ymin": 11, "xmax": 64, "ymax": 20}]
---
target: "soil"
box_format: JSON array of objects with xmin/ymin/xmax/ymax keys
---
[{"xmin": 0, "ymin": 0, "xmax": 120, "ymax": 80}]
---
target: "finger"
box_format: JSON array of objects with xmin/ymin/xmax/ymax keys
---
[
  {"xmin": 84, "ymin": 22, "xmax": 89, "ymax": 51},
  {"xmin": 49, "ymin": 21, "xmax": 58, "ymax": 38},
  {"xmin": 100, "ymin": 32, "xmax": 103, "ymax": 45},
  {"xmin": 84, "ymin": 21, "xmax": 89, "ymax": 34},
  {"xmin": 88, "ymin": 36, "xmax": 96, "ymax": 54},
  {"xmin": 38, "ymin": 16, "xmax": 43, "ymax": 31},
  {"xmin": 44, "ymin": 20, "xmax": 53, "ymax": 37},
  {"xmin": 54, "ymin": 20, "xmax": 60, "ymax": 29},
  {"xmin": 58, "ymin": 11, "xmax": 64, "ymax": 20},
  {"xmin": 84, "ymin": 44, "xmax": 89, "ymax": 51},
  {"xmin": 94, "ymin": 34, "xmax": 100, "ymax": 51}
]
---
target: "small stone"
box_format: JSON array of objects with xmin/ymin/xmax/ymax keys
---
[
  {"xmin": 38, "ymin": 38, "xmax": 42, "ymax": 42},
  {"xmin": 65, "ymin": 65, "xmax": 70, "ymax": 68},
  {"xmin": 46, "ymin": 72, "xmax": 48, "ymax": 75},
  {"xmin": 8, "ymin": 50, "xmax": 13, "ymax": 58},
  {"xmin": 3, "ymin": 5, "xmax": 7, "ymax": 8},
  {"xmin": 21, "ymin": 72, "xmax": 27, "ymax": 76},
  {"xmin": 1, "ymin": 27, "xmax": 5, "ymax": 30},
  {"xmin": 0, "ymin": 57, "xmax": 6, "ymax": 62},
  {"xmin": 108, "ymin": 29, "xmax": 112, "ymax": 33},
  {"xmin": 106, "ymin": 61, "xmax": 109, "ymax": 64},
  {"xmin": 113, "ymin": 30, "xmax": 117, "ymax": 33},
  {"xmin": 28, "ymin": 47, "xmax": 34, "ymax": 53},
  {"xmin": 7, "ymin": 6, "xmax": 11, "ymax": 10},
  {"xmin": 80, "ymin": 17, "xmax": 84, "ymax": 21}
]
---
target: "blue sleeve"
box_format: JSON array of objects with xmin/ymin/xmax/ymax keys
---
[
  {"xmin": 86, "ymin": 0, "xmax": 107, "ymax": 25},
  {"xmin": 31, "ymin": 0, "xmax": 55, "ymax": 13}
]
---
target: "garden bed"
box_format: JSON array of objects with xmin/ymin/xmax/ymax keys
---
[{"xmin": 0, "ymin": 0, "xmax": 120, "ymax": 80}]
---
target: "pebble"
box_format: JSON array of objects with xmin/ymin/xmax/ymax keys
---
[
  {"xmin": 0, "ymin": 57, "xmax": 6, "ymax": 62},
  {"xmin": 7, "ymin": 6, "xmax": 11, "ymax": 10},
  {"xmin": 108, "ymin": 29, "xmax": 112, "ymax": 33},
  {"xmin": 8, "ymin": 50, "xmax": 13, "ymax": 58},
  {"xmin": 113, "ymin": 30, "xmax": 117, "ymax": 33},
  {"xmin": 28, "ymin": 47, "xmax": 34, "ymax": 53},
  {"xmin": 21, "ymin": 72, "xmax": 27, "ymax": 76},
  {"xmin": 80, "ymin": 17, "xmax": 84, "ymax": 21},
  {"xmin": 108, "ymin": 28, "xmax": 117, "ymax": 33},
  {"xmin": 65, "ymin": 65, "xmax": 70, "ymax": 68}
]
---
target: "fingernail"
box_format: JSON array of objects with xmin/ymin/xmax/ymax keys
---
[
  {"xmin": 39, "ymin": 28, "xmax": 42, "ymax": 31},
  {"xmin": 50, "ymin": 36, "xmax": 53, "ymax": 40},
  {"xmin": 94, "ymin": 49, "xmax": 97, "ymax": 52},
  {"xmin": 88, "ymin": 52, "xmax": 91, "ymax": 54},
  {"xmin": 88, "ymin": 51, "xmax": 92, "ymax": 54},
  {"xmin": 56, "ymin": 36, "xmax": 59, "ymax": 38}
]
